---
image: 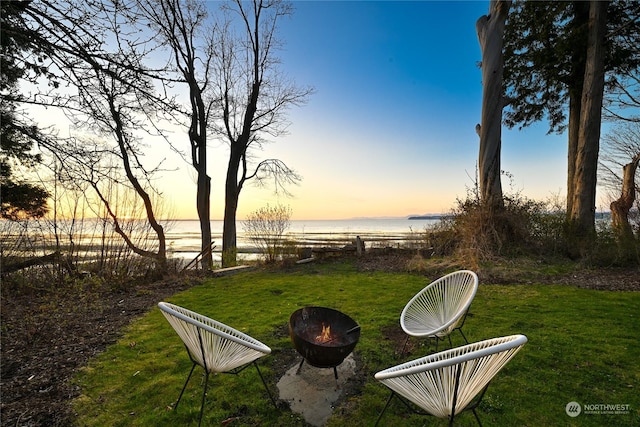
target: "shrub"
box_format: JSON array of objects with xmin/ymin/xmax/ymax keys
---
[
  {"xmin": 427, "ymin": 192, "xmax": 568, "ymax": 267},
  {"xmin": 429, "ymin": 191, "xmax": 639, "ymax": 267},
  {"xmin": 242, "ymin": 204, "xmax": 293, "ymax": 263}
]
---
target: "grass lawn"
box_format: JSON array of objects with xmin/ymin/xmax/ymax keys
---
[{"xmin": 72, "ymin": 260, "xmax": 639, "ymax": 426}]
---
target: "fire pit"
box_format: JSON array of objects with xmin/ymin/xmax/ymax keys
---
[{"xmin": 289, "ymin": 306, "xmax": 361, "ymax": 378}]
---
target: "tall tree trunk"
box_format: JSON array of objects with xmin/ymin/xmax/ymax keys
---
[
  {"xmin": 565, "ymin": 1, "xmax": 589, "ymax": 218},
  {"xmin": 189, "ymin": 80, "xmax": 213, "ymax": 270},
  {"xmin": 476, "ymin": 0, "xmax": 510, "ymax": 209},
  {"xmin": 222, "ymin": 146, "xmax": 243, "ymax": 267},
  {"xmin": 610, "ymin": 154, "xmax": 640, "ymax": 241},
  {"xmin": 566, "ymin": 94, "xmax": 580, "ymax": 217},
  {"xmin": 569, "ymin": 0, "xmax": 608, "ymax": 255},
  {"xmin": 196, "ymin": 160, "xmax": 212, "ymax": 269},
  {"xmin": 221, "ymin": 191, "xmax": 238, "ymax": 268}
]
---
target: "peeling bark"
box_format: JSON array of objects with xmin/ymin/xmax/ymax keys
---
[
  {"xmin": 610, "ymin": 154, "xmax": 640, "ymax": 240},
  {"xmin": 476, "ymin": 0, "xmax": 510, "ymax": 209}
]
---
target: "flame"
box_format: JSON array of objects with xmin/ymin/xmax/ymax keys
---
[{"xmin": 315, "ymin": 322, "xmax": 332, "ymax": 343}]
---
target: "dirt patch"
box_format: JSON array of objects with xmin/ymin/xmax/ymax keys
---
[
  {"xmin": 1, "ymin": 255, "xmax": 638, "ymax": 426},
  {"xmin": 1, "ymin": 273, "xmax": 200, "ymax": 427}
]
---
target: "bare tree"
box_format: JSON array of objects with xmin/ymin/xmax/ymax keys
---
[
  {"xmin": 209, "ymin": 0, "xmax": 312, "ymax": 267},
  {"xmin": 139, "ymin": 0, "xmax": 217, "ymax": 270},
  {"xmin": 605, "ymin": 68, "xmax": 640, "ymax": 124},
  {"xmin": 600, "ymin": 123, "xmax": 640, "ymax": 243},
  {"xmin": 79, "ymin": 77, "xmax": 169, "ymax": 271},
  {"xmin": 475, "ymin": 0, "xmax": 511, "ymax": 210},
  {"xmin": 17, "ymin": 0, "xmax": 171, "ymax": 272}
]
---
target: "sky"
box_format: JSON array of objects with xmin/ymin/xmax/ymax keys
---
[
  {"xmin": 181, "ymin": 0, "xmax": 570, "ymax": 221},
  {"xmin": 35, "ymin": 1, "xmax": 583, "ymax": 221}
]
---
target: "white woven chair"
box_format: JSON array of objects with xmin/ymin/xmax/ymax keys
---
[
  {"xmin": 400, "ymin": 270, "xmax": 478, "ymax": 354},
  {"xmin": 375, "ymin": 334, "xmax": 528, "ymax": 426},
  {"xmin": 158, "ymin": 302, "xmax": 276, "ymax": 426}
]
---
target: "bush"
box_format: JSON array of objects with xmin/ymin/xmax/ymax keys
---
[
  {"xmin": 429, "ymin": 191, "xmax": 640, "ymax": 268},
  {"xmin": 426, "ymin": 192, "xmax": 565, "ymax": 267},
  {"xmin": 242, "ymin": 204, "xmax": 293, "ymax": 263}
]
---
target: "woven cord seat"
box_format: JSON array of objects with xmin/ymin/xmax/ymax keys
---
[
  {"xmin": 375, "ymin": 334, "xmax": 528, "ymax": 426},
  {"xmin": 400, "ymin": 270, "xmax": 478, "ymax": 354},
  {"xmin": 158, "ymin": 302, "xmax": 277, "ymax": 426}
]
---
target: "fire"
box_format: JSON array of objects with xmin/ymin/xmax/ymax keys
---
[{"xmin": 315, "ymin": 322, "xmax": 332, "ymax": 343}]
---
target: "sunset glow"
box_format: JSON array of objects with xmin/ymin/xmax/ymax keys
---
[{"xmin": 159, "ymin": 2, "xmax": 574, "ymax": 221}]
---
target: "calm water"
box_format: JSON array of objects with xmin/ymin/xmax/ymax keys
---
[
  {"xmin": 0, "ymin": 217, "xmax": 442, "ymax": 262},
  {"xmin": 168, "ymin": 218, "xmax": 441, "ymax": 260}
]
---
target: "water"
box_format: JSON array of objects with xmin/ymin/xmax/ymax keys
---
[
  {"xmin": 168, "ymin": 218, "xmax": 441, "ymax": 260},
  {"xmin": 0, "ymin": 217, "xmax": 442, "ymax": 263}
]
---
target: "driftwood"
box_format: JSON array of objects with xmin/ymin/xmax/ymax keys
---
[
  {"xmin": 211, "ymin": 265, "xmax": 256, "ymax": 277},
  {"xmin": 182, "ymin": 241, "xmax": 216, "ymax": 272},
  {"xmin": 2, "ymin": 251, "xmax": 61, "ymax": 274},
  {"xmin": 312, "ymin": 247, "xmax": 354, "ymax": 259},
  {"xmin": 311, "ymin": 237, "xmax": 366, "ymax": 259}
]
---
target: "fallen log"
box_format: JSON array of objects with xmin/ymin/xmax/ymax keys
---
[{"xmin": 2, "ymin": 251, "xmax": 61, "ymax": 274}]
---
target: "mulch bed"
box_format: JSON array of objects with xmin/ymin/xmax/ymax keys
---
[
  {"xmin": 1, "ymin": 255, "xmax": 638, "ymax": 426},
  {"xmin": 1, "ymin": 274, "xmax": 200, "ymax": 427}
]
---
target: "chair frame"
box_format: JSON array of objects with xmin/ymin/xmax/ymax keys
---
[
  {"xmin": 158, "ymin": 302, "xmax": 277, "ymax": 426},
  {"xmin": 375, "ymin": 334, "xmax": 528, "ymax": 427},
  {"xmin": 400, "ymin": 270, "xmax": 478, "ymax": 355}
]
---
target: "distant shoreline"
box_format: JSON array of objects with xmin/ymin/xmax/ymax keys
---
[{"xmin": 407, "ymin": 215, "xmax": 450, "ymax": 220}]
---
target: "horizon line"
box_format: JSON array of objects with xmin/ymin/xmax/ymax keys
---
[{"xmin": 170, "ymin": 214, "xmax": 448, "ymax": 221}]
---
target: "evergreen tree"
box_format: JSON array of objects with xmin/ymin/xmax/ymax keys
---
[
  {"xmin": 0, "ymin": 1, "xmax": 51, "ymax": 219},
  {"xmin": 503, "ymin": 0, "xmax": 640, "ymax": 246}
]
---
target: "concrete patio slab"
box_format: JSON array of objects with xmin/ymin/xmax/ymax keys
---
[{"xmin": 276, "ymin": 354, "xmax": 357, "ymax": 427}]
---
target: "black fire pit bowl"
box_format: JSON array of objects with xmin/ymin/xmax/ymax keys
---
[{"xmin": 289, "ymin": 306, "xmax": 361, "ymax": 368}]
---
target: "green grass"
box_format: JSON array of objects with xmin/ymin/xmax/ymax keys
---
[{"xmin": 72, "ymin": 260, "xmax": 640, "ymax": 426}]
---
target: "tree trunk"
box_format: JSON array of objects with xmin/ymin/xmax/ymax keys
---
[
  {"xmin": 222, "ymin": 147, "xmax": 243, "ymax": 267},
  {"xmin": 221, "ymin": 196, "xmax": 238, "ymax": 268},
  {"xmin": 476, "ymin": 0, "xmax": 510, "ymax": 209},
  {"xmin": 189, "ymin": 78, "xmax": 214, "ymax": 271},
  {"xmin": 565, "ymin": 1, "xmax": 589, "ymax": 218},
  {"xmin": 196, "ymin": 166, "xmax": 212, "ymax": 269},
  {"xmin": 569, "ymin": 0, "xmax": 608, "ymax": 254},
  {"xmin": 566, "ymin": 92, "xmax": 582, "ymax": 218},
  {"xmin": 107, "ymin": 95, "xmax": 168, "ymax": 273},
  {"xmin": 610, "ymin": 154, "xmax": 640, "ymax": 241}
]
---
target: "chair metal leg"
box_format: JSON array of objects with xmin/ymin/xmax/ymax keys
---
[
  {"xmin": 253, "ymin": 361, "xmax": 278, "ymax": 408},
  {"xmin": 456, "ymin": 309, "xmax": 471, "ymax": 344},
  {"xmin": 175, "ymin": 362, "xmax": 197, "ymax": 410},
  {"xmin": 196, "ymin": 327, "xmax": 209, "ymax": 426},
  {"xmin": 449, "ymin": 364, "xmax": 463, "ymax": 427},
  {"xmin": 472, "ymin": 408, "xmax": 483, "ymax": 426},
  {"xmin": 375, "ymin": 391, "xmax": 395, "ymax": 426},
  {"xmin": 400, "ymin": 335, "xmax": 410, "ymax": 358},
  {"xmin": 198, "ymin": 371, "xmax": 210, "ymax": 427},
  {"xmin": 458, "ymin": 327, "xmax": 469, "ymax": 344}
]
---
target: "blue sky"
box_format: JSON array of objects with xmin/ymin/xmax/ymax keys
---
[
  {"xmin": 86, "ymin": 1, "xmax": 578, "ymax": 220},
  {"xmin": 191, "ymin": 0, "xmax": 569, "ymax": 220}
]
